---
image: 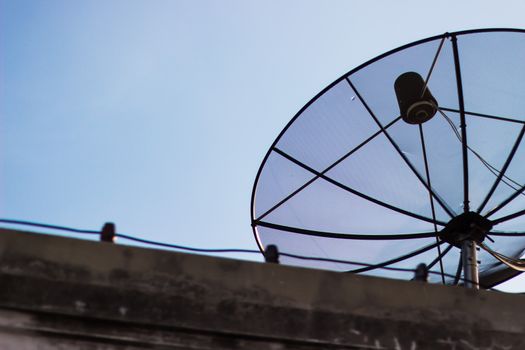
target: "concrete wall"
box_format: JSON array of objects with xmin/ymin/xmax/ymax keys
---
[{"xmin": 0, "ymin": 227, "xmax": 524, "ymax": 349}]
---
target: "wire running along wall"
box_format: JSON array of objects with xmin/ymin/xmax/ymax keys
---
[{"xmin": 0, "ymin": 218, "xmax": 489, "ymax": 288}]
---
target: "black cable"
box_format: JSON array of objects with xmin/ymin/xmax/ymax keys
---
[
  {"xmin": 0, "ymin": 218, "xmax": 257, "ymax": 253},
  {"xmin": 115, "ymin": 233, "xmax": 260, "ymax": 254},
  {"xmin": 281, "ymin": 251, "xmax": 445, "ymax": 277},
  {"xmin": 269, "ymin": 251, "xmax": 478, "ymax": 286},
  {"xmin": 0, "ymin": 218, "xmax": 485, "ymax": 287},
  {"xmin": 439, "ymin": 109, "xmax": 525, "ymax": 195},
  {"xmin": 0, "ymin": 219, "xmax": 99, "ymax": 235},
  {"xmin": 477, "ymin": 123, "xmax": 525, "ymax": 214}
]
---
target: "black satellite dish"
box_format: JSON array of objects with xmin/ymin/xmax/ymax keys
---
[{"xmin": 251, "ymin": 29, "xmax": 525, "ymax": 289}]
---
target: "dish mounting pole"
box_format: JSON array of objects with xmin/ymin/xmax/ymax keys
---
[{"xmin": 461, "ymin": 240, "xmax": 479, "ymax": 289}]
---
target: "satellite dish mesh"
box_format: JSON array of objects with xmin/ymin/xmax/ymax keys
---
[{"xmin": 251, "ymin": 29, "xmax": 525, "ymax": 288}]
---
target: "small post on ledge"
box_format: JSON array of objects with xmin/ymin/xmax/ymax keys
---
[
  {"xmin": 264, "ymin": 244, "xmax": 279, "ymax": 264},
  {"xmin": 413, "ymin": 263, "xmax": 429, "ymax": 282},
  {"xmin": 100, "ymin": 222, "xmax": 116, "ymax": 243}
]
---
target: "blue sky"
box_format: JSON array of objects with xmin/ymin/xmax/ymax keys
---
[{"xmin": 2, "ymin": 0, "xmax": 525, "ymax": 291}]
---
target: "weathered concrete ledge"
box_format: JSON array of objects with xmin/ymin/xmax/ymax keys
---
[{"xmin": 0, "ymin": 227, "xmax": 524, "ymax": 349}]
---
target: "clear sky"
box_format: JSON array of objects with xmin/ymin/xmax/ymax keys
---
[{"xmin": 2, "ymin": 0, "xmax": 525, "ymax": 291}]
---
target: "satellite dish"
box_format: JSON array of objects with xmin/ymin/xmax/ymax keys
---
[{"xmin": 251, "ymin": 29, "xmax": 525, "ymax": 289}]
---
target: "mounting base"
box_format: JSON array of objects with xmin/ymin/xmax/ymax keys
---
[
  {"xmin": 439, "ymin": 212, "xmax": 491, "ymax": 289},
  {"xmin": 439, "ymin": 212, "xmax": 493, "ymax": 248}
]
